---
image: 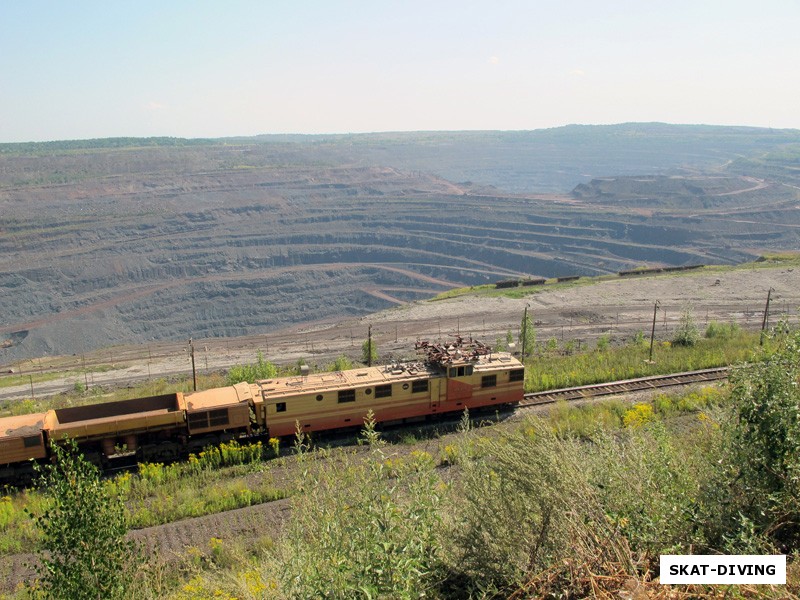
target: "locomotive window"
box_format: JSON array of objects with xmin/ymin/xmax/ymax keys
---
[
  {"xmin": 365, "ymin": 388, "xmax": 372, "ymax": 395},
  {"xmin": 276, "ymin": 402, "xmax": 287, "ymax": 413},
  {"xmin": 22, "ymin": 435, "xmax": 40, "ymax": 448},
  {"xmin": 209, "ymin": 409, "xmax": 229, "ymax": 427},
  {"xmin": 338, "ymin": 389, "xmax": 356, "ymax": 403},
  {"xmin": 451, "ymin": 366, "xmax": 473, "ymax": 377},
  {"xmin": 375, "ymin": 384, "xmax": 392, "ymax": 398},
  {"xmin": 509, "ymin": 369, "xmax": 525, "ymax": 382},
  {"xmin": 481, "ymin": 375, "xmax": 497, "ymax": 388},
  {"xmin": 188, "ymin": 412, "xmax": 209, "ymax": 428},
  {"xmin": 188, "ymin": 409, "xmax": 229, "ymax": 429},
  {"xmin": 316, "ymin": 394, "xmax": 324, "ymax": 401},
  {"xmin": 411, "ymin": 380, "xmax": 428, "ymax": 394}
]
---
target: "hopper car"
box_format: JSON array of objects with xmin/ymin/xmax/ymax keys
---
[{"xmin": 0, "ymin": 338, "xmax": 524, "ymax": 486}]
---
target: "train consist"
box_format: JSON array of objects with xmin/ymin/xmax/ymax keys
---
[{"xmin": 0, "ymin": 338, "xmax": 524, "ymax": 485}]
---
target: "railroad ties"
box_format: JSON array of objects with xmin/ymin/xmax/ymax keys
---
[{"xmin": 521, "ymin": 367, "xmax": 729, "ymax": 407}]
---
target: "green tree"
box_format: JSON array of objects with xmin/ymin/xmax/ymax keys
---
[
  {"xmin": 361, "ymin": 337, "xmax": 377, "ymax": 365},
  {"xmin": 671, "ymin": 307, "xmax": 699, "ymax": 346},
  {"xmin": 596, "ymin": 334, "xmax": 610, "ymax": 352},
  {"xmin": 518, "ymin": 312, "xmax": 536, "ymax": 357},
  {"xmin": 28, "ymin": 439, "xmax": 142, "ymax": 599}
]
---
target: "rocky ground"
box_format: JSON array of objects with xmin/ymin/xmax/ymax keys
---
[
  {"xmin": 2, "ymin": 261, "xmax": 796, "ymax": 402},
  {"xmin": 3, "ymin": 126, "xmax": 799, "ymax": 365}
]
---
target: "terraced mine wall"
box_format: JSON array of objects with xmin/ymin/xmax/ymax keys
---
[{"xmin": 2, "ymin": 130, "xmax": 799, "ymax": 361}]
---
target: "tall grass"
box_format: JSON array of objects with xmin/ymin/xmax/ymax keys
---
[
  {"xmin": 525, "ymin": 330, "xmax": 759, "ymax": 392},
  {"xmin": 0, "ymin": 441, "xmax": 287, "ymax": 555},
  {"xmin": 112, "ymin": 377, "xmax": 798, "ymax": 598}
]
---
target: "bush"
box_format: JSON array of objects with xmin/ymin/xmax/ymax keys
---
[
  {"xmin": 672, "ymin": 307, "xmax": 699, "ymax": 346},
  {"xmin": 596, "ymin": 334, "xmax": 610, "ymax": 352},
  {"xmin": 446, "ymin": 420, "xmax": 637, "ymax": 596},
  {"xmin": 705, "ymin": 320, "xmax": 740, "ymax": 339},
  {"xmin": 622, "ymin": 403, "xmax": 655, "ymax": 428},
  {"xmin": 361, "ymin": 338, "xmax": 378, "ymax": 365},
  {"xmin": 330, "ymin": 355, "xmax": 353, "ymax": 371},
  {"xmin": 28, "ymin": 440, "xmax": 142, "ymax": 599},
  {"xmin": 226, "ymin": 351, "xmax": 277, "ymax": 385},
  {"xmin": 518, "ymin": 312, "xmax": 536, "ymax": 357},
  {"xmin": 721, "ymin": 332, "xmax": 800, "ymax": 551}
]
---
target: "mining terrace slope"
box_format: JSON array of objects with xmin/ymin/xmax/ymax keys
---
[
  {"xmin": 1, "ymin": 259, "xmax": 797, "ymax": 403},
  {"xmin": 1, "ymin": 125, "xmax": 799, "ymax": 362}
]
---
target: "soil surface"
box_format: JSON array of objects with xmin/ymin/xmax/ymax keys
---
[{"xmin": 1, "ymin": 263, "xmax": 796, "ymax": 402}]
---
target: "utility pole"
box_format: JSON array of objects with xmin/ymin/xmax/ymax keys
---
[
  {"xmin": 82, "ymin": 354, "xmax": 88, "ymax": 390},
  {"xmin": 521, "ymin": 305, "xmax": 529, "ymax": 361},
  {"xmin": 649, "ymin": 300, "xmax": 660, "ymax": 362},
  {"xmin": 189, "ymin": 338, "xmax": 197, "ymax": 391},
  {"xmin": 367, "ymin": 325, "xmax": 373, "ymax": 367},
  {"xmin": 760, "ymin": 288, "xmax": 774, "ymax": 346}
]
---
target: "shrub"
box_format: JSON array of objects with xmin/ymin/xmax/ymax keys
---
[
  {"xmin": 439, "ymin": 444, "xmax": 460, "ymax": 466},
  {"xmin": 361, "ymin": 337, "xmax": 378, "ymax": 365},
  {"xmin": 721, "ymin": 332, "xmax": 800, "ymax": 551},
  {"xmin": 589, "ymin": 422, "xmax": 710, "ymax": 558},
  {"xmin": 330, "ymin": 354, "xmax": 353, "ymax": 371},
  {"xmin": 672, "ymin": 307, "xmax": 699, "ymax": 346},
  {"xmin": 596, "ymin": 333, "xmax": 610, "ymax": 351},
  {"xmin": 518, "ymin": 312, "xmax": 536, "ymax": 357},
  {"xmin": 446, "ymin": 420, "xmax": 636, "ymax": 596},
  {"xmin": 226, "ymin": 351, "xmax": 277, "ymax": 385},
  {"xmin": 27, "ymin": 440, "xmax": 143, "ymax": 600},
  {"xmin": 705, "ymin": 320, "xmax": 740, "ymax": 339},
  {"xmin": 622, "ymin": 403, "xmax": 655, "ymax": 428}
]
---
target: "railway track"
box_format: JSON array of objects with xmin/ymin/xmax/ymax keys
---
[{"xmin": 520, "ymin": 367, "xmax": 729, "ymax": 407}]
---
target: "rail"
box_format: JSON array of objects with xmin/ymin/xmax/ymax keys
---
[{"xmin": 520, "ymin": 367, "xmax": 729, "ymax": 407}]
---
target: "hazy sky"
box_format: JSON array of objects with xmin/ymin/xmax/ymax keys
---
[{"xmin": 2, "ymin": 1, "xmax": 798, "ymax": 142}]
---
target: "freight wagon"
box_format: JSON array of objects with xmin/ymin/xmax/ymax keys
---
[{"xmin": 0, "ymin": 338, "xmax": 524, "ymax": 485}]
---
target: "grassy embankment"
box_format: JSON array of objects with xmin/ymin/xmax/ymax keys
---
[
  {"xmin": 113, "ymin": 334, "xmax": 797, "ymax": 598},
  {"xmin": 432, "ymin": 251, "xmax": 800, "ymax": 301},
  {"xmin": 0, "ymin": 439, "xmax": 287, "ymax": 556},
  {"xmin": 524, "ymin": 327, "xmax": 758, "ymax": 391},
  {"xmin": 0, "ymin": 325, "xmax": 779, "ymax": 560}
]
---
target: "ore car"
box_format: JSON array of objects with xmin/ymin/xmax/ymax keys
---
[{"xmin": 0, "ymin": 338, "xmax": 524, "ymax": 485}]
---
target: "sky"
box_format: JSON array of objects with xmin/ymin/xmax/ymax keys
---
[{"xmin": 1, "ymin": 0, "xmax": 799, "ymax": 142}]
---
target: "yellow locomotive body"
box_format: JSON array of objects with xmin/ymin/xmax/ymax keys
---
[
  {"xmin": 0, "ymin": 339, "xmax": 524, "ymax": 484},
  {"xmin": 253, "ymin": 351, "xmax": 524, "ymax": 437}
]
